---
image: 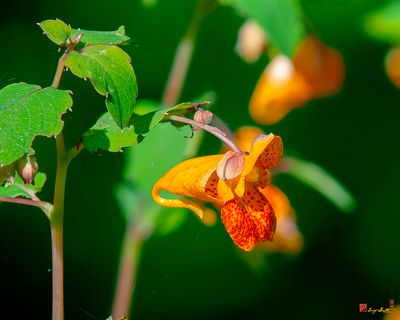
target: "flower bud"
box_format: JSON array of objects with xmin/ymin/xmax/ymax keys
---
[
  {"xmin": 16, "ymin": 154, "xmax": 39, "ymax": 186},
  {"xmin": 236, "ymin": 19, "xmax": 267, "ymax": 63},
  {"xmin": 194, "ymin": 108, "xmax": 213, "ymax": 125},
  {"xmin": 0, "ymin": 163, "xmax": 16, "ymax": 184},
  {"xmin": 217, "ymin": 151, "xmax": 245, "ymax": 181}
]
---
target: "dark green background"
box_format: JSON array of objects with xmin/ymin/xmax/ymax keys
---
[{"xmin": 0, "ymin": 0, "xmax": 399, "ymax": 319}]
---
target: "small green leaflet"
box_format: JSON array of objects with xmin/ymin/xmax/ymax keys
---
[
  {"xmin": 0, "ymin": 172, "xmax": 46, "ymax": 199},
  {"xmin": 39, "ymin": 19, "xmax": 71, "ymax": 46},
  {"xmin": 0, "ymin": 83, "xmax": 73, "ymax": 165},
  {"xmin": 83, "ymin": 112, "xmax": 140, "ymax": 152},
  {"xmin": 65, "ymin": 44, "xmax": 138, "ymax": 128},
  {"xmin": 39, "ymin": 19, "xmax": 130, "ymax": 46},
  {"xmin": 70, "ymin": 26, "xmax": 130, "ymax": 45},
  {"xmin": 226, "ymin": 0, "xmax": 305, "ymax": 56}
]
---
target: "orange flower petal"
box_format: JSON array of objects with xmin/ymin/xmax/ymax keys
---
[
  {"xmin": 243, "ymin": 133, "xmax": 283, "ymax": 175},
  {"xmin": 258, "ymin": 186, "xmax": 303, "ymax": 253},
  {"xmin": 294, "ymin": 36, "xmax": 345, "ymax": 98},
  {"xmin": 221, "ymin": 183, "xmax": 276, "ymax": 251},
  {"xmin": 152, "ymin": 155, "xmax": 224, "ymax": 219},
  {"xmin": 234, "ymin": 126, "xmax": 264, "ymax": 153},
  {"xmin": 249, "ymin": 55, "xmax": 314, "ymax": 125}
]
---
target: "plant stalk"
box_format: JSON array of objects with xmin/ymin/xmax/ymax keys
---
[
  {"xmin": 111, "ymin": 222, "xmax": 144, "ymax": 319},
  {"xmin": 162, "ymin": 0, "xmax": 215, "ymax": 106},
  {"xmin": 50, "ymin": 45, "xmax": 75, "ymax": 320},
  {"xmin": 0, "ymin": 196, "xmax": 52, "ymax": 216},
  {"xmin": 50, "ymin": 133, "xmax": 69, "ymax": 320}
]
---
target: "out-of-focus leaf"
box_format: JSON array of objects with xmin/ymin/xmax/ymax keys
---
[
  {"xmin": 225, "ymin": 0, "xmax": 305, "ymax": 56},
  {"xmin": 364, "ymin": 0, "xmax": 400, "ymax": 43},
  {"xmin": 83, "ymin": 112, "xmax": 140, "ymax": 152},
  {"xmin": 141, "ymin": 0, "xmax": 158, "ymax": 7},
  {"xmin": 38, "ymin": 19, "xmax": 72, "ymax": 46},
  {"xmin": 123, "ymin": 122, "xmax": 192, "ymax": 193},
  {"xmin": 283, "ymin": 156, "xmax": 356, "ymax": 213},
  {"xmin": 0, "ymin": 83, "xmax": 72, "ymax": 165},
  {"xmin": 154, "ymin": 208, "xmax": 188, "ymax": 236},
  {"xmin": 70, "ymin": 26, "xmax": 130, "ymax": 45},
  {"xmin": 236, "ymin": 248, "xmax": 269, "ymax": 275},
  {"xmin": 65, "ymin": 44, "xmax": 137, "ymax": 128},
  {"xmin": 0, "ymin": 172, "xmax": 46, "ymax": 199}
]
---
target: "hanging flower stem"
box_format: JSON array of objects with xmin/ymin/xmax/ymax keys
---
[{"xmin": 168, "ymin": 114, "xmax": 242, "ymax": 154}]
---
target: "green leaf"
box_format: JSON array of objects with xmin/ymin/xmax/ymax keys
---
[
  {"xmin": 83, "ymin": 112, "xmax": 140, "ymax": 152},
  {"xmin": 65, "ymin": 44, "xmax": 137, "ymax": 128},
  {"xmin": 283, "ymin": 156, "xmax": 356, "ymax": 213},
  {"xmin": 70, "ymin": 25, "xmax": 130, "ymax": 45},
  {"xmin": 142, "ymin": 0, "xmax": 158, "ymax": 7},
  {"xmin": 124, "ymin": 121, "xmax": 192, "ymax": 192},
  {"xmin": 0, "ymin": 83, "xmax": 73, "ymax": 165},
  {"xmin": 364, "ymin": 0, "xmax": 400, "ymax": 43},
  {"xmin": 154, "ymin": 208, "xmax": 188, "ymax": 236},
  {"xmin": 226, "ymin": 0, "xmax": 305, "ymax": 56},
  {"xmin": 38, "ymin": 19, "xmax": 72, "ymax": 46},
  {"xmin": 0, "ymin": 172, "xmax": 46, "ymax": 199},
  {"xmin": 132, "ymin": 101, "xmax": 203, "ymax": 135}
]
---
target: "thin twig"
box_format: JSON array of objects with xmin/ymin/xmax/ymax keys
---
[
  {"xmin": 0, "ymin": 196, "xmax": 52, "ymax": 217},
  {"xmin": 168, "ymin": 115, "xmax": 242, "ymax": 153}
]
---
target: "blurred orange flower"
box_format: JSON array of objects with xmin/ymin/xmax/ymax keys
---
[
  {"xmin": 152, "ymin": 132, "xmax": 283, "ymax": 251},
  {"xmin": 250, "ymin": 36, "xmax": 345, "ymax": 125},
  {"xmin": 234, "ymin": 126, "xmax": 303, "ymax": 254},
  {"xmin": 384, "ymin": 306, "xmax": 400, "ymax": 320},
  {"xmin": 385, "ymin": 48, "xmax": 400, "ymax": 88}
]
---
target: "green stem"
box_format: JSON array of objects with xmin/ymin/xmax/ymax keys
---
[
  {"xmin": 49, "ymin": 44, "xmax": 77, "ymax": 320},
  {"xmin": 50, "ymin": 133, "xmax": 69, "ymax": 320},
  {"xmin": 111, "ymin": 222, "xmax": 145, "ymax": 319},
  {"xmin": 0, "ymin": 196, "xmax": 52, "ymax": 217},
  {"xmin": 161, "ymin": 0, "xmax": 215, "ymax": 106}
]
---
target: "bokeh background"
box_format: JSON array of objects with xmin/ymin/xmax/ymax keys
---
[{"xmin": 0, "ymin": 0, "xmax": 399, "ymax": 319}]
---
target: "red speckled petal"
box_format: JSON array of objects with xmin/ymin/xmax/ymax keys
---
[{"xmin": 221, "ymin": 184, "xmax": 276, "ymax": 251}]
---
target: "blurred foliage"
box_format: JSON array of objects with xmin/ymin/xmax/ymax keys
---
[{"xmin": 0, "ymin": 0, "xmax": 399, "ymax": 320}]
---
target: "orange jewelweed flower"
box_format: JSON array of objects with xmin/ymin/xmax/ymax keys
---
[
  {"xmin": 250, "ymin": 36, "xmax": 345, "ymax": 125},
  {"xmin": 293, "ymin": 36, "xmax": 345, "ymax": 98},
  {"xmin": 152, "ymin": 133, "xmax": 283, "ymax": 252},
  {"xmin": 385, "ymin": 48, "xmax": 400, "ymax": 88},
  {"xmin": 233, "ymin": 126, "xmax": 303, "ymax": 254},
  {"xmin": 249, "ymin": 55, "xmax": 314, "ymax": 125}
]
